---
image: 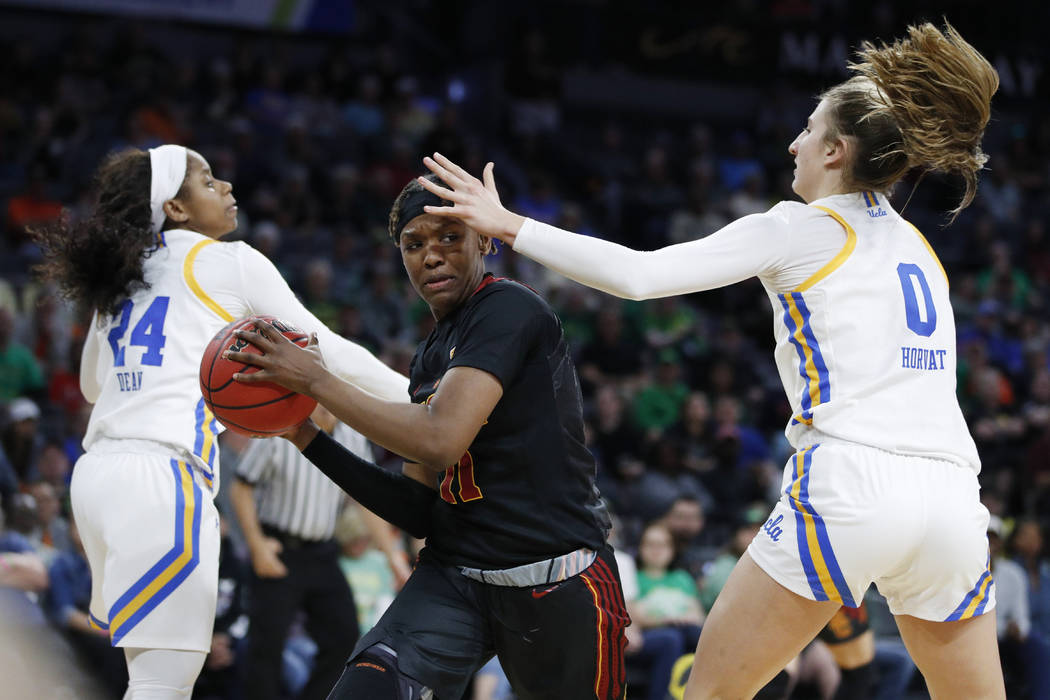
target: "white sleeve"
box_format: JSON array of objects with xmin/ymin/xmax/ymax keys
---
[
  {"xmin": 79, "ymin": 311, "xmax": 102, "ymax": 404},
  {"xmin": 512, "ymin": 206, "xmax": 797, "ymax": 301},
  {"xmin": 233, "ymin": 245, "xmax": 410, "ymax": 403}
]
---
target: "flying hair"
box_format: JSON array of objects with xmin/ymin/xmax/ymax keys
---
[
  {"xmin": 31, "ymin": 148, "xmax": 187, "ymax": 317},
  {"xmin": 821, "ymin": 22, "xmax": 998, "ymax": 221}
]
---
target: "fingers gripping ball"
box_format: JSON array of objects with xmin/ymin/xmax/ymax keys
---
[{"xmin": 199, "ymin": 316, "xmax": 317, "ymax": 436}]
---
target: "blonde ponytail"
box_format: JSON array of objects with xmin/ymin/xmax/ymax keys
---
[{"xmin": 822, "ymin": 22, "xmax": 998, "ymax": 221}]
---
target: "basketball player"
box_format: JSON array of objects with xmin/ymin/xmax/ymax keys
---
[
  {"xmin": 226, "ymin": 173, "xmax": 630, "ymax": 700},
  {"xmin": 31, "ymin": 145, "xmax": 407, "ymax": 699},
  {"xmin": 414, "ymin": 23, "xmax": 1006, "ymax": 699}
]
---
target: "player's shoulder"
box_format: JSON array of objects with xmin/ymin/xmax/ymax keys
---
[
  {"xmin": 473, "ymin": 277, "xmax": 553, "ymax": 318},
  {"xmin": 766, "ymin": 200, "xmax": 824, "ymax": 225}
]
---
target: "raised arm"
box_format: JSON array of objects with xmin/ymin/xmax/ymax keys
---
[
  {"xmin": 235, "ymin": 246, "xmax": 409, "ymax": 402},
  {"xmin": 418, "ymin": 153, "xmax": 789, "ymax": 301}
]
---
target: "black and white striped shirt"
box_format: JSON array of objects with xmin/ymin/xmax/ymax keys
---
[{"xmin": 235, "ymin": 424, "xmax": 371, "ymax": 540}]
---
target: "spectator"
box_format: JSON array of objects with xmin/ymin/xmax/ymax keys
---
[
  {"xmin": 633, "ymin": 521, "xmax": 704, "ymax": 659},
  {"xmin": 698, "ymin": 504, "xmax": 766, "ymax": 613},
  {"xmin": 0, "ymin": 309, "xmax": 45, "ymax": 401},
  {"xmin": 1014, "ymin": 518, "xmax": 1050, "ymax": 642},
  {"xmin": 577, "ymin": 303, "xmax": 645, "ymax": 394},
  {"xmin": 632, "ymin": 348, "xmax": 690, "ymax": 435},
  {"xmin": 44, "ymin": 519, "xmax": 127, "ymax": 695},
  {"xmin": 989, "ymin": 515, "xmax": 1050, "ymax": 698},
  {"xmin": 25, "ymin": 479, "xmax": 73, "ymax": 557},
  {"xmin": 334, "ymin": 505, "xmax": 397, "ymax": 635},
  {"xmin": 590, "ymin": 384, "xmax": 647, "ymax": 496},
  {"xmin": 1, "ymin": 397, "xmax": 44, "ymax": 482}
]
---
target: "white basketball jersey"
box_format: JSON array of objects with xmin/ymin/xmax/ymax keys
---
[
  {"xmin": 765, "ymin": 191, "xmax": 980, "ymax": 471},
  {"xmin": 81, "ymin": 228, "xmax": 410, "ymax": 490},
  {"xmin": 81, "ymin": 231, "xmax": 234, "ymax": 488}
]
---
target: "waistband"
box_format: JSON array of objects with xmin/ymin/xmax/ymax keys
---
[
  {"xmin": 87, "ymin": 437, "xmax": 217, "ymax": 487},
  {"xmin": 88, "ymin": 437, "xmax": 187, "ymax": 458},
  {"xmin": 458, "ymin": 547, "xmax": 597, "ymax": 587}
]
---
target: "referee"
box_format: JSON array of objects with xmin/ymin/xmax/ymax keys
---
[{"xmin": 230, "ymin": 405, "xmax": 365, "ymax": 700}]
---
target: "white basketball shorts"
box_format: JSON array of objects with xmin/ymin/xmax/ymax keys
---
[
  {"xmin": 747, "ymin": 441, "xmax": 994, "ymax": 622},
  {"xmin": 70, "ymin": 442, "xmax": 220, "ymax": 651}
]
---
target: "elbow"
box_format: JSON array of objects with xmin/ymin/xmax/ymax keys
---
[
  {"xmin": 411, "ymin": 418, "xmax": 470, "ymax": 468},
  {"xmin": 415, "ymin": 443, "xmax": 465, "ymax": 470},
  {"xmin": 619, "ymin": 271, "xmax": 656, "ymax": 302}
]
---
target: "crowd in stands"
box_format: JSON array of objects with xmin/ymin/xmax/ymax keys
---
[{"xmin": 1, "ymin": 4, "xmax": 1049, "ymax": 698}]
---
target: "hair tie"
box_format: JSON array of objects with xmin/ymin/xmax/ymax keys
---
[{"xmin": 148, "ymin": 145, "xmax": 188, "ymax": 233}]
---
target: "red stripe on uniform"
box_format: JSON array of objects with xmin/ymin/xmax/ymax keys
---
[
  {"xmin": 593, "ymin": 557, "xmax": 628, "ymax": 696},
  {"xmin": 580, "ymin": 574, "xmax": 610, "ymax": 699}
]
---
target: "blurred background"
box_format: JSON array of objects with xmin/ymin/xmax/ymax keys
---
[{"xmin": 0, "ymin": 1, "xmax": 1048, "ymax": 698}]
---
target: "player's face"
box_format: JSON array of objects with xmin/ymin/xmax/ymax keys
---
[
  {"xmin": 399, "ymin": 214, "xmax": 489, "ymax": 320},
  {"xmin": 788, "ymin": 98, "xmax": 835, "ymax": 203},
  {"xmin": 167, "ymin": 151, "xmax": 238, "ymax": 239}
]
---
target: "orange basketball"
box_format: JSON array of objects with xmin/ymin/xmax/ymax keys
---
[{"xmin": 199, "ymin": 315, "xmax": 317, "ymax": 436}]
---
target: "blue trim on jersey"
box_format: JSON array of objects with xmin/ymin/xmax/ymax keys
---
[
  {"xmin": 780, "ymin": 292, "xmax": 831, "ymax": 424},
  {"xmin": 107, "ymin": 459, "xmax": 202, "ymax": 645},
  {"xmin": 192, "ymin": 398, "xmax": 219, "ymax": 488},
  {"xmin": 88, "ymin": 612, "xmax": 109, "ymax": 631},
  {"xmin": 785, "ymin": 446, "xmax": 856, "ymax": 607},
  {"xmin": 793, "ymin": 294, "xmax": 830, "ymax": 402}
]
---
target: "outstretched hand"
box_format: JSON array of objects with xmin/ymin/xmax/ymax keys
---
[
  {"xmin": 225, "ymin": 322, "xmax": 328, "ymax": 397},
  {"xmin": 419, "ymin": 153, "xmax": 527, "ymax": 246}
]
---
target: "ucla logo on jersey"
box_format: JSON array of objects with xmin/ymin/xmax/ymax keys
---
[
  {"xmin": 763, "ymin": 514, "xmax": 784, "ymax": 542},
  {"xmin": 862, "ymin": 190, "xmax": 887, "ymax": 218}
]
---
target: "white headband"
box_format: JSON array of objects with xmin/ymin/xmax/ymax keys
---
[{"xmin": 148, "ymin": 145, "xmax": 188, "ymax": 233}]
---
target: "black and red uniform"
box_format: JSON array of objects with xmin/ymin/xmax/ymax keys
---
[{"xmin": 335, "ymin": 274, "xmax": 629, "ymax": 700}]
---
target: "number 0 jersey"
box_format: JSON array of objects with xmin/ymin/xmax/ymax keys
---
[
  {"xmin": 80, "ymin": 228, "xmax": 408, "ymax": 487},
  {"xmin": 767, "ymin": 192, "xmax": 978, "ymax": 470},
  {"xmin": 513, "ymin": 191, "xmax": 979, "ymax": 472}
]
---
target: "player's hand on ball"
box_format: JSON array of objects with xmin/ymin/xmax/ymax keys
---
[
  {"xmin": 278, "ymin": 418, "xmax": 321, "ymax": 451},
  {"xmin": 226, "ymin": 323, "xmax": 327, "ymax": 396}
]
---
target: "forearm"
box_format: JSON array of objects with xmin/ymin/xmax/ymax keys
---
[
  {"xmin": 229, "ymin": 479, "xmax": 266, "ymax": 549},
  {"xmin": 65, "ymin": 609, "xmax": 97, "ymax": 635},
  {"xmin": 309, "ymin": 373, "xmax": 463, "ymax": 466},
  {"xmin": 237, "ymin": 244, "xmax": 410, "ymax": 402},
  {"xmin": 512, "ymin": 218, "xmax": 771, "ymax": 300},
  {"xmin": 301, "ymin": 431, "xmax": 435, "ymax": 539},
  {"xmin": 0, "ymin": 553, "xmax": 48, "ymax": 592},
  {"xmin": 315, "ymin": 328, "xmax": 410, "ymax": 403}
]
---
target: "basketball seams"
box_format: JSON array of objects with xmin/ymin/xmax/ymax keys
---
[{"xmin": 198, "ymin": 315, "xmax": 316, "ymax": 436}]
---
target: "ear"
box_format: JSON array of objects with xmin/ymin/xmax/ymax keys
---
[
  {"xmin": 823, "ymin": 136, "xmax": 849, "ymax": 170},
  {"xmin": 479, "ymin": 234, "xmax": 493, "ymax": 256},
  {"xmin": 162, "ymin": 198, "xmax": 190, "ymax": 224}
]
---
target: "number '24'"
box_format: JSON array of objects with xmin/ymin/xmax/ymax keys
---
[{"xmin": 108, "ymin": 297, "xmax": 170, "ymax": 367}]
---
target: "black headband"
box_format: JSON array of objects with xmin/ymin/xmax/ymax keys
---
[{"xmin": 392, "ymin": 186, "xmax": 453, "ymax": 242}]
